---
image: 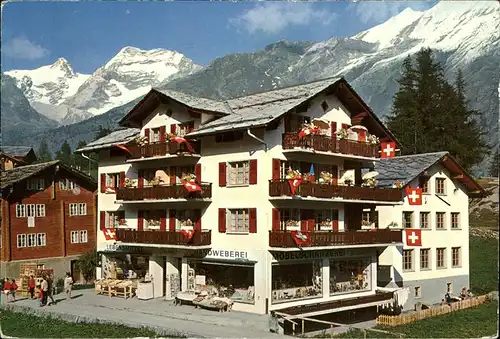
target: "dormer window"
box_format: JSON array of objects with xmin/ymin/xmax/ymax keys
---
[
  {"xmin": 321, "ymin": 101, "xmax": 329, "ymax": 112},
  {"xmin": 177, "ymin": 121, "xmax": 195, "ymax": 136},
  {"xmin": 150, "ymin": 128, "xmax": 161, "ymax": 143}
]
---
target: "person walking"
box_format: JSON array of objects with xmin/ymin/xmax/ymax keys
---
[
  {"xmin": 40, "ymin": 276, "xmax": 49, "ymax": 306},
  {"xmin": 3, "ymin": 279, "xmax": 11, "ymax": 303},
  {"xmin": 64, "ymin": 273, "xmax": 73, "ymax": 300},
  {"xmin": 28, "ymin": 276, "xmax": 36, "ymax": 299},
  {"xmin": 47, "ymin": 276, "xmax": 56, "ymax": 306}
]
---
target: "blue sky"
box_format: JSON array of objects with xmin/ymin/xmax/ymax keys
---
[{"xmin": 1, "ymin": 1, "xmax": 436, "ymax": 74}]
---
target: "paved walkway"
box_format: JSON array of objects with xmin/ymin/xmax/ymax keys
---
[{"xmin": 5, "ymin": 289, "xmax": 284, "ymax": 338}]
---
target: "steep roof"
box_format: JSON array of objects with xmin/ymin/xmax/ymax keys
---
[
  {"xmin": 0, "ymin": 146, "xmax": 33, "ymax": 158},
  {"xmin": 1, "ymin": 160, "xmax": 96, "ymax": 190},
  {"xmin": 75, "ymin": 128, "xmax": 140, "ymax": 153},
  {"xmin": 375, "ymin": 151, "xmax": 485, "ymax": 197}
]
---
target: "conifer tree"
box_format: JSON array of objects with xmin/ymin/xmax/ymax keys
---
[
  {"xmin": 55, "ymin": 141, "xmax": 73, "ymax": 166},
  {"xmin": 37, "ymin": 139, "xmax": 52, "ymax": 163}
]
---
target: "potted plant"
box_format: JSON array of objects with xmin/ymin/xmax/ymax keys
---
[
  {"xmin": 362, "ymin": 177, "xmax": 377, "ymax": 187},
  {"xmin": 319, "ymin": 171, "xmax": 333, "ymax": 184},
  {"xmin": 335, "ymin": 128, "xmax": 348, "ymax": 140},
  {"xmin": 149, "ymin": 177, "xmax": 161, "ymax": 187},
  {"xmin": 182, "ymin": 173, "xmax": 197, "ymax": 182},
  {"xmin": 393, "ymin": 180, "xmax": 403, "ymax": 188},
  {"xmin": 344, "ymin": 179, "xmax": 353, "ymax": 186},
  {"xmin": 135, "ymin": 135, "xmax": 149, "ymax": 146},
  {"xmin": 367, "ymin": 134, "xmax": 380, "ymax": 145},
  {"xmin": 124, "ymin": 178, "xmax": 136, "ymax": 188},
  {"xmin": 285, "ymin": 168, "xmax": 301, "ymax": 180}
]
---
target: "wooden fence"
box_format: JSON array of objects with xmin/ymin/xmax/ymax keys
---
[{"xmin": 376, "ymin": 295, "xmax": 488, "ymax": 327}]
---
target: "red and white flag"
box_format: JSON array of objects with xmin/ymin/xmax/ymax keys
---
[
  {"xmin": 112, "ymin": 144, "xmax": 132, "ymax": 156},
  {"xmin": 405, "ymin": 187, "xmax": 422, "ymax": 205},
  {"xmin": 182, "ymin": 180, "xmax": 202, "ymax": 192},
  {"xmin": 405, "ymin": 229, "xmax": 422, "ymax": 247},
  {"xmin": 290, "ymin": 230, "xmax": 312, "ymax": 246},
  {"xmin": 171, "ymin": 136, "xmax": 195, "ymax": 153},
  {"xmin": 298, "ymin": 126, "xmax": 319, "ymax": 138},
  {"xmin": 380, "ymin": 141, "xmax": 396, "ymax": 158},
  {"xmin": 180, "ymin": 229, "xmax": 194, "ymax": 240},
  {"xmin": 287, "ymin": 178, "xmax": 302, "ymax": 195},
  {"xmin": 102, "ymin": 228, "xmax": 116, "ymax": 241}
]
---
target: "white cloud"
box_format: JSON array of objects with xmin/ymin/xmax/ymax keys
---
[
  {"xmin": 350, "ymin": 1, "xmax": 432, "ymax": 24},
  {"xmin": 230, "ymin": 2, "xmax": 337, "ymax": 35},
  {"xmin": 3, "ymin": 37, "xmax": 50, "ymax": 60}
]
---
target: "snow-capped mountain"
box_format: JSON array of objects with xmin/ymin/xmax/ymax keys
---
[{"xmin": 6, "ymin": 47, "xmax": 202, "ymax": 124}]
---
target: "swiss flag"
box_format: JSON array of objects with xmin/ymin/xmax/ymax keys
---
[
  {"xmin": 405, "ymin": 187, "xmax": 422, "ymax": 205},
  {"xmin": 405, "ymin": 229, "xmax": 422, "ymax": 247},
  {"xmin": 288, "ymin": 178, "xmax": 303, "ymax": 195},
  {"xmin": 182, "ymin": 180, "xmax": 202, "ymax": 192},
  {"xmin": 298, "ymin": 126, "xmax": 319, "ymax": 139},
  {"xmin": 102, "ymin": 228, "xmax": 116, "ymax": 241},
  {"xmin": 171, "ymin": 136, "xmax": 195, "ymax": 153},
  {"xmin": 180, "ymin": 229, "xmax": 194, "ymax": 240},
  {"xmin": 290, "ymin": 230, "xmax": 312, "ymax": 247},
  {"xmin": 380, "ymin": 141, "xmax": 396, "ymax": 158}
]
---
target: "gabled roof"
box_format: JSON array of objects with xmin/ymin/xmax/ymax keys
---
[
  {"xmin": 374, "ymin": 151, "xmax": 486, "ymax": 197},
  {"xmin": 0, "ymin": 146, "xmax": 34, "ymax": 158},
  {"xmin": 75, "ymin": 128, "xmax": 140, "ymax": 153},
  {"xmin": 1, "ymin": 160, "xmax": 96, "ymax": 190}
]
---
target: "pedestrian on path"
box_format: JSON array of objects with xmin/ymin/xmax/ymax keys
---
[
  {"xmin": 41, "ymin": 276, "xmax": 49, "ymax": 306},
  {"xmin": 28, "ymin": 276, "xmax": 36, "ymax": 299},
  {"xmin": 64, "ymin": 273, "xmax": 73, "ymax": 300},
  {"xmin": 47, "ymin": 276, "xmax": 56, "ymax": 306}
]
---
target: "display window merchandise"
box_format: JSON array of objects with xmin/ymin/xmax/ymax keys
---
[
  {"xmin": 329, "ymin": 258, "xmax": 371, "ymax": 295},
  {"xmin": 271, "ymin": 260, "xmax": 323, "ymax": 303}
]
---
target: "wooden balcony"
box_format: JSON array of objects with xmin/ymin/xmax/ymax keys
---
[
  {"xmin": 282, "ymin": 133, "xmax": 379, "ymax": 158},
  {"xmin": 127, "ymin": 140, "xmax": 201, "ymax": 159},
  {"xmin": 269, "ymin": 180, "xmax": 402, "ymax": 202},
  {"xmin": 269, "ymin": 229, "xmax": 402, "ymax": 248},
  {"xmin": 116, "ymin": 183, "xmax": 212, "ymax": 201},
  {"xmin": 115, "ymin": 229, "xmax": 211, "ymax": 246}
]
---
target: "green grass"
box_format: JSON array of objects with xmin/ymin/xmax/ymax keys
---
[
  {"xmin": 469, "ymin": 235, "xmax": 499, "ymax": 294},
  {"xmin": 0, "ymin": 309, "xmax": 164, "ymax": 338}
]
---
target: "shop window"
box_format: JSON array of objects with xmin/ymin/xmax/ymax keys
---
[
  {"xmin": 105, "ymin": 256, "xmax": 149, "ymax": 280},
  {"xmin": 330, "ymin": 258, "xmax": 371, "ymax": 295},
  {"xmin": 271, "ymin": 261, "xmax": 322, "ymax": 303},
  {"xmin": 143, "ymin": 210, "xmax": 162, "ymax": 230},
  {"xmin": 178, "ymin": 210, "xmax": 195, "ymax": 228},
  {"xmin": 229, "ymin": 209, "xmax": 249, "ymax": 233},
  {"xmin": 314, "ymin": 210, "xmax": 332, "ymax": 230},
  {"xmin": 106, "ymin": 211, "xmax": 126, "ymax": 228},
  {"xmin": 189, "ymin": 262, "xmax": 255, "ymax": 304},
  {"xmin": 280, "ymin": 208, "xmax": 300, "ymax": 230}
]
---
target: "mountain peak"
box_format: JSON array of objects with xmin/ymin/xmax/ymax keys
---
[{"xmin": 50, "ymin": 57, "xmax": 75, "ymax": 77}]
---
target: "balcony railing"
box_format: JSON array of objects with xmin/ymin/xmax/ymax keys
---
[
  {"xmin": 269, "ymin": 229, "xmax": 402, "ymax": 248},
  {"xmin": 127, "ymin": 140, "xmax": 201, "ymax": 159},
  {"xmin": 116, "ymin": 183, "xmax": 212, "ymax": 201},
  {"xmin": 115, "ymin": 229, "xmax": 211, "ymax": 246},
  {"xmin": 283, "ymin": 133, "xmax": 379, "ymax": 158},
  {"xmin": 269, "ymin": 180, "xmax": 402, "ymax": 202}
]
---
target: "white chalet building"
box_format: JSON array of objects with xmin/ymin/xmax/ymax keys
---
[{"xmin": 76, "ymin": 76, "xmax": 482, "ymax": 331}]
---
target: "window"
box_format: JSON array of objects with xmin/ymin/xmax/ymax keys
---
[
  {"xmin": 36, "ymin": 204, "xmax": 46, "ymax": 217},
  {"xmin": 69, "ymin": 203, "xmax": 86, "ymax": 216},
  {"xmin": 321, "ymin": 101, "xmax": 329, "ymax": 112},
  {"xmin": 27, "ymin": 178, "xmax": 45, "ymax": 190},
  {"xmin": 329, "ymin": 259, "xmax": 371, "ymax": 295},
  {"xmin": 437, "ymin": 248, "xmax": 446, "ymax": 268},
  {"xmin": 175, "ymin": 166, "xmax": 195, "ymax": 184},
  {"xmin": 16, "ymin": 204, "xmax": 26, "ymax": 218},
  {"xmin": 17, "ymin": 234, "xmax": 26, "ymax": 248},
  {"xmin": 435, "ymin": 178, "xmax": 446, "ymax": 194},
  {"xmin": 37, "ymin": 233, "xmax": 46, "ymax": 246},
  {"xmin": 403, "ymin": 249, "xmax": 414, "ymax": 271},
  {"xmin": 177, "ymin": 121, "xmax": 195, "ymax": 136},
  {"xmin": 414, "ymin": 286, "xmax": 421, "ymax": 298},
  {"xmin": 106, "ymin": 173, "xmax": 120, "ymax": 188},
  {"xmin": 362, "ymin": 210, "xmax": 378, "ymax": 227},
  {"xmin": 26, "ymin": 204, "xmax": 36, "ymax": 218},
  {"xmin": 419, "ymin": 176, "xmax": 429, "ymax": 193},
  {"xmin": 177, "ymin": 210, "xmax": 195, "ymax": 228},
  {"xmin": 451, "ymin": 213, "xmax": 460, "ymax": 229},
  {"xmin": 215, "ymin": 131, "xmax": 244, "ymax": 143},
  {"xmin": 106, "ymin": 211, "xmax": 126, "ymax": 228},
  {"xmin": 150, "ymin": 127, "xmax": 161, "ymax": 143},
  {"xmin": 59, "ymin": 179, "xmax": 76, "ymax": 190},
  {"xmin": 228, "ymin": 161, "xmax": 249, "ymax": 186},
  {"xmin": 403, "ymin": 212, "xmax": 413, "ymax": 228},
  {"xmin": 436, "ymin": 212, "xmax": 445, "ymax": 229},
  {"xmin": 143, "ymin": 210, "xmax": 162, "ymax": 230},
  {"xmin": 314, "ymin": 210, "xmax": 332, "ymax": 230},
  {"xmin": 273, "ymin": 260, "xmax": 322, "ymax": 302},
  {"xmin": 71, "ymin": 231, "xmax": 80, "ymax": 244},
  {"xmin": 27, "ymin": 234, "xmax": 37, "ymax": 247},
  {"xmin": 280, "ymin": 209, "xmax": 300, "ymax": 230},
  {"xmin": 143, "ymin": 169, "xmax": 157, "ymax": 186},
  {"xmin": 420, "ymin": 248, "xmax": 430, "ymax": 269},
  {"xmin": 420, "ymin": 212, "xmax": 430, "ymax": 229},
  {"xmin": 79, "ymin": 230, "xmax": 88, "ymax": 243},
  {"xmin": 452, "ymin": 247, "xmax": 461, "ymax": 267},
  {"xmin": 229, "ymin": 209, "xmax": 249, "ymax": 233}
]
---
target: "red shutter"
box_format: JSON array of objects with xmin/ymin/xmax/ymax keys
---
[
  {"xmin": 272, "ymin": 208, "xmax": 281, "ymax": 231},
  {"xmin": 170, "ymin": 167, "xmax": 177, "ymax": 185},
  {"xmin": 138, "ymin": 170, "xmax": 144, "ymax": 188},
  {"xmin": 249, "ymin": 160, "xmax": 258, "ymax": 185},
  {"xmin": 119, "ymin": 171, "xmax": 125, "ymax": 188},
  {"xmin": 218, "ymin": 162, "xmax": 226, "ymax": 187},
  {"xmin": 160, "ymin": 210, "xmax": 166, "ymax": 231},
  {"xmin": 100, "ymin": 211, "xmax": 106, "ymax": 230},
  {"xmin": 169, "ymin": 209, "xmax": 176, "ymax": 232},
  {"xmin": 341, "ymin": 123, "xmax": 350, "ymax": 130},
  {"xmin": 218, "ymin": 208, "xmax": 226, "ymax": 233},
  {"xmin": 300, "ymin": 209, "xmax": 307, "ymax": 232},
  {"xmin": 308, "ymin": 210, "xmax": 315, "ymax": 232},
  {"xmin": 331, "ymin": 121, "xmax": 337, "ymax": 140},
  {"xmin": 272, "ymin": 159, "xmax": 281, "ymax": 181},
  {"xmin": 357, "ymin": 130, "xmax": 367, "ymax": 142},
  {"xmin": 144, "ymin": 129, "xmax": 150, "ymax": 142},
  {"xmin": 332, "ymin": 165, "xmax": 338, "ymax": 185},
  {"xmin": 195, "ymin": 163, "xmax": 202, "ymax": 183},
  {"xmin": 249, "ymin": 208, "xmax": 257, "ymax": 233},
  {"xmin": 170, "ymin": 124, "xmax": 177, "ymax": 134},
  {"xmin": 332, "ymin": 209, "xmax": 339, "ymax": 232},
  {"xmin": 194, "ymin": 209, "xmax": 202, "ymax": 232},
  {"xmin": 100, "ymin": 173, "xmax": 106, "ymax": 193},
  {"xmin": 137, "ymin": 211, "xmax": 144, "ymax": 231},
  {"xmin": 159, "ymin": 125, "xmax": 166, "ymax": 143}
]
